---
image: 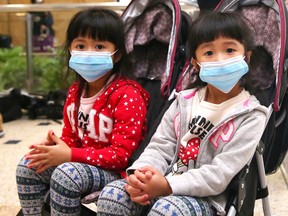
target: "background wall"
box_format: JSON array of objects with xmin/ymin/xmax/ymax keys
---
[{"xmin": 0, "ymin": 0, "xmax": 114, "ymax": 48}]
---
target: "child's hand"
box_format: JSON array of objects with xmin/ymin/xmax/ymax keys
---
[
  {"xmin": 125, "ymin": 172, "xmax": 150, "ymax": 205},
  {"xmin": 27, "ymin": 129, "xmax": 56, "ymax": 155},
  {"xmin": 133, "ymin": 166, "xmax": 172, "ymax": 201},
  {"xmin": 125, "ymin": 175, "xmax": 149, "ymax": 205},
  {"xmin": 137, "ymin": 166, "xmax": 154, "ymax": 179},
  {"xmin": 125, "ymin": 166, "xmax": 172, "ymax": 205},
  {"xmin": 125, "ymin": 166, "xmax": 156, "ymax": 205},
  {"xmin": 25, "ymin": 130, "xmax": 71, "ymax": 173}
]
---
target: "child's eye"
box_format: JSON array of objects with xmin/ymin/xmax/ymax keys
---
[
  {"xmin": 204, "ymin": 51, "xmax": 213, "ymax": 56},
  {"xmin": 76, "ymin": 44, "xmax": 85, "ymax": 49},
  {"xmin": 226, "ymin": 48, "xmax": 235, "ymax": 53},
  {"xmin": 95, "ymin": 45, "xmax": 104, "ymax": 50}
]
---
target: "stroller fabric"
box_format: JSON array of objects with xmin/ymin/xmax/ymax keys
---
[
  {"xmin": 122, "ymin": 0, "xmax": 193, "ymax": 165},
  {"xmin": 125, "ymin": 4, "xmax": 172, "ymax": 80},
  {"xmin": 241, "ymin": 5, "xmax": 279, "ymax": 90}
]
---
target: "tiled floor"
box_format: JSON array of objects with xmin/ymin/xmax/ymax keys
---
[
  {"xmin": 0, "ymin": 116, "xmax": 63, "ymax": 216},
  {"xmin": 0, "ymin": 116, "xmax": 287, "ymax": 216}
]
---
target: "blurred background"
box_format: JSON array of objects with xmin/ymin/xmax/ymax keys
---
[
  {"xmin": 0, "ymin": 0, "xmax": 130, "ymax": 94},
  {"xmin": 0, "ymin": 0, "xmax": 198, "ymax": 93},
  {"xmin": 0, "ymin": 0, "xmax": 123, "ymax": 48}
]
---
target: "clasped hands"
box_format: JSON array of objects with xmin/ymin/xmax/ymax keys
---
[
  {"xmin": 125, "ymin": 166, "xmax": 172, "ymax": 205},
  {"xmin": 25, "ymin": 129, "xmax": 71, "ymax": 173}
]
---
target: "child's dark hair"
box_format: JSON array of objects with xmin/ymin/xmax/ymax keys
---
[
  {"xmin": 63, "ymin": 8, "xmax": 132, "ymax": 89},
  {"xmin": 186, "ymin": 11, "xmax": 267, "ymax": 94}
]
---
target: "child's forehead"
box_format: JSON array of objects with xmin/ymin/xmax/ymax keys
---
[
  {"xmin": 70, "ymin": 37, "xmax": 115, "ymax": 48},
  {"xmin": 72, "ymin": 35, "xmax": 107, "ymax": 42},
  {"xmin": 75, "ymin": 28, "xmax": 107, "ymax": 40}
]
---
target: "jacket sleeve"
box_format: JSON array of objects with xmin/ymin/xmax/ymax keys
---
[
  {"xmin": 70, "ymin": 85, "xmax": 148, "ymax": 171},
  {"xmin": 61, "ymin": 84, "xmax": 82, "ymax": 148},
  {"xmin": 128, "ymin": 99, "xmax": 179, "ymax": 174},
  {"xmin": 166, "ymin": 110, "xmax": 267, "ymax": 197}
]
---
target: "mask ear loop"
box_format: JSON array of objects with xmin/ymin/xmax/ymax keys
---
[
  {"xmin": 189, "ymin": 58, "xmax": 201, "ymax": 82},
  {"xmin": 243, "ymin": 55, "xmax": 250, "ymax": 64},
  {"xmin": 191, "ymin": 57, "xmax": 201, "ymax": 71},
  {"xmin": 110, "ymin": 50, "xmax": 118, "ymax": 56}
]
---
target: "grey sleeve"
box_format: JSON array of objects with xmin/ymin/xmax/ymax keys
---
[{"xmin": 127, "ymin": 99, "xmax": 179, "ymax": 175}]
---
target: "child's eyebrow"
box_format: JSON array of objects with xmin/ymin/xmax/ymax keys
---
[
  {"xmin": 72, "ymin": 38, "xmax": 86, "ymax": 43},
  {"xmin": 223, "ymin": 41, "xmax": 239, "ymax": 46},
  {"xmin": 198, "ymin": 42, "xmax": 213, "ymax": 50}
]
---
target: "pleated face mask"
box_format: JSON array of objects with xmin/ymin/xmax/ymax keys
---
[
  {"xmin": 198, "ymin": 55, "xmax": 249, "ymax": 93},
  {"xmin": 69, "ymin": 50, "xmax": 117, "ymax": 82}
]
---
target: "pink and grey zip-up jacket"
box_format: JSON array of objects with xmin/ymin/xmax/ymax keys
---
[
  {"xmin": 128, "ymin": 88, "xmax": 268, "ymax": 215},
  {"xmin": 61, "ymin": 78, "xmax": 149, "ymax": 178}
]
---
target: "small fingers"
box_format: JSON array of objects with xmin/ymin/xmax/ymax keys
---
[
  {"xmin": 25, "ymin": 152, "xmax": 46, "ymax": 161},
  {"xmin": 26, "ymin": 148, "xmax": 42, "ymax": 156},
  {"xmin": 134, "ymin": 170, "xmax": 149, "ymax": 184},
  {"xmin": 49, "ymin": 130, "xmax": 61, "ymax": 144},
  {"xmin": 126, "ymin": 175, "xmax": 144, "ymax": 188},
  {"xmin": 124, "ymin": 184, "xmax": 143, "ymax": 197},
  {"xmin": 36, "ymin": 163, "xmax": 50, "ymax": 173},
  {"xmin": 144, "ymin": 171, "xmax": 153, "ymax": 179},
  {"xmin": 130, "ymin": 194, "xmax": 150, "ymax": 205},
  {"xmin": 29, "ymin": 138, "xmax": 50, "ymax": 149},
  {"xmin": 27, "ymin": 156, "xmax": 48, "ymax": 169},
  {"xmin": 33, "ymin": 144, "xmax": 49, "ymax": 152}
]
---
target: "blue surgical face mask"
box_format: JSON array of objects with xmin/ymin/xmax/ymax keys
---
[
  {"xmin": 198, "ymin": 55, "xmax": 249, "ymax": 93},
  {"xmin": 69, "ymin": 50, "xmax": 117, "ymax": 82}
]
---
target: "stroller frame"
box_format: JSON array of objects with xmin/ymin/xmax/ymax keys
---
[{"xmin": 226, "ymin": 141, "xmax": 272, "ymax": 216}]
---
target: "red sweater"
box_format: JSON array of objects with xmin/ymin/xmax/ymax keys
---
[{"xmin": 61, "ymin": 78, "xmax": 149, "ymax": 177}]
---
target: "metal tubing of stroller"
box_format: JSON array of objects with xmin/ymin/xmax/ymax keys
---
[
  {"xmin": 226, "ymin": 198, "xmax": 237, "ymax": 216},
  {"xmin": 256, "ymin": 150, "xmax": 271, "ymax": 216}
]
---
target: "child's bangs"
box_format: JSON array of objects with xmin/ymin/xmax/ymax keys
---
[
  {"xmin": 73, "ymin": 18, "xmax": 107, "ymax": 41},
  {"xmin": 195, "ymin": 19, "xmax": 244, "ymax": 47}
]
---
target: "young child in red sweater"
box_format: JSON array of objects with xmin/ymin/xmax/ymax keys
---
[{"xmin": 16, "ymin": 8, "xmax": 149, "ymax": 216}]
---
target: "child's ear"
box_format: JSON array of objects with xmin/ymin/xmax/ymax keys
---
[
  {"xmin": 246, "ymin": 51, "xmax": 252, "ymax": 63},
  {"xmin": 113, "ymin": 51, "xmax": 122, "ymax": 63},
  {"xmin": 191, "ymin": 58, "xmax": 200, "ymax": 72}
]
